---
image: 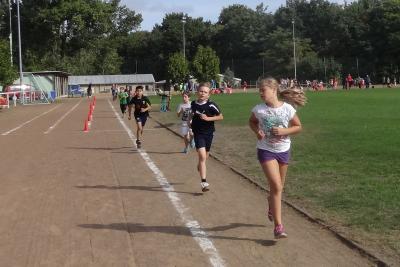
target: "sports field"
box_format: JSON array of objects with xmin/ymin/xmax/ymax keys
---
[
  {"xmin": 0, "ymin": 95, "xmax": 386, "ymax": 266},
  {"xmin": 150, "ymin": 88, "xmax": 400, "ymax": 261}
]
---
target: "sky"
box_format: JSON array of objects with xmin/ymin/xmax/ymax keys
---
[{"xmin": 120, "ymin": 0, "xmax": 350, "ymax": 31}]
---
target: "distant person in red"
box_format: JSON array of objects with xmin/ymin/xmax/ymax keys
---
[
  {"xmin": 242, "ymin": 81, "xmax": 248, "ymax": 92},
  {"xmin": 346, "ymin": 74, "xmax": 353, "ymax": 89}
]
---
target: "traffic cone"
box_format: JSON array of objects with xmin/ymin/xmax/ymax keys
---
[
  {"xmin": 83, "ymin": 119, "xmax": 89, "ymax": 132},
  {"xmin": 87, "ymin": 112, "xmax": 92, "ymax": 126}
]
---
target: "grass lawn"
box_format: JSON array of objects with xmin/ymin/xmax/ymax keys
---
[{"xmin": 149, "ymin": 88, "xmax": 400, "ymax": 262}]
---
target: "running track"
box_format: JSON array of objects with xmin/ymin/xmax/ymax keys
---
[{"xmin": 0, "ymin": 96, "xmax": 374, "ymax": 266}]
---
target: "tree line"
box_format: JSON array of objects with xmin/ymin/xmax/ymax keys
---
[{"xmin": 1, "ymin": 0, "xmax": 400, "ymax": 87}]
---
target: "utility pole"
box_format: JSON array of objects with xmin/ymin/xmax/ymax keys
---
[
  {"xmin": 9, "ymin": 0, "xmax": 13, "ymax": 65},
  {"xmin": 292, "ymin": 19, "xmax": 297, "ymax": 80},
  {"xmin": 182, "ymin": 16, "xmax": 186, "ymax": 59},
  {"xmin": 17, "ymin": 0, "xmax": 23, "ymax": 103},
  {"xmin": 262, "ymin": 58, "xmax": 265, "ymax": 77},
  {"xmin": 356, "ymin": 57, "xmax": 359, "ymax": 77}
]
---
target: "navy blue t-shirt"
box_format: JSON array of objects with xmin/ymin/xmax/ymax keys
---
[
  {"xmin": 191, "ymin": 100, "xmax": 221, "ymax": 134},
  {"xmin": 129, "ymin": 96, "xmax": 151, "ymax": 116}
]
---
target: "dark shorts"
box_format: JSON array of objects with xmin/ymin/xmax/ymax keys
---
[
  {"xmin": 135, "ymin": 114, "xmax": 148, "ymax": 126},
  {"xmin": 194, "ymin": 133, "xmax": 214, "ymax": 152},
  {"xmin": 257, "ymin": 149, "xmax": 290, "ymax": 165},
  {"xmin": 120, "ymin": 104, "xmax": 127, "ymax": 113}
]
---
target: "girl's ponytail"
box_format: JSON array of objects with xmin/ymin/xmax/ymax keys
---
[
  {"xmin": 278, "ymin": 87, "xmax": 307, "ymax": 108},
  {"xmin": 258, "ymin": 77, "xmax": 307, "ymax": 108}
]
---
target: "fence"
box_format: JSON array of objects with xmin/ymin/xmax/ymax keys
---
[{"xmin": 0, "ymin": 92, "xmax": 11, "ymax": 109}]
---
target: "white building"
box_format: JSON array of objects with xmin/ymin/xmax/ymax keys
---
[{"xmin": 68, "ymin": 74, "xmax": 156, "ymax": 95}]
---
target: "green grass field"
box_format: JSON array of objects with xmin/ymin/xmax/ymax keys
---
[{"xmin": 150, "ymin": 88, "xmax": 400, "ymax": 256}]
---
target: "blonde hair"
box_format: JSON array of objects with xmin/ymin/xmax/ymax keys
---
[
  {"xmin": 198, "ymin": 82, "xmax": 211, "ymax": 90},
  {"xmin": 259, "ymin": 77, "xmax": 307, "ymax": 107}
]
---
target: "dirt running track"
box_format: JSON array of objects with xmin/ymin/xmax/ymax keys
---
[{"xmin": 0, "ymin": 96, "xmax": 375, "ymax": 267}]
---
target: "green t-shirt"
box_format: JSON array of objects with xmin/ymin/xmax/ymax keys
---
[{"xmin": 118, "ymin": 92, "xmax": 128, "ymax": 104}]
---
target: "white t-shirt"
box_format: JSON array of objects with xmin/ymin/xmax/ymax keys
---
[
  {"xmin": 251, "ymin": 102, "xmax": 296, "ymax": 153},
  {"xmin": 177, "ymin": 103, "xmax": 191, "ymax": 126}
]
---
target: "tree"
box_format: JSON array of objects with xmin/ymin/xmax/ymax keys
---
[
  {"xmin": 153, "ymin": 13, "xmax": 215, "ymax": 61},
  {"xmin": 0, "ymin": 0, "xmax": 141, "ymax": 75},
  {"xmin": 214, "ymin": 4, "xmax": 273, "ymax": 59},
  {"xmin": 363, "ymin": 0, "xmax": 400, "ymax": 77},
  {"xmin": 192, "ymin": 45, "xmax": 220, "ymax": 82},
  {"xmin": 223, "ymin": 67, "xmax": 235, "ymax": 86},
  {"xmin": 167, "ymin": 52, "xmax": 189, "ymax": 84},
  {"xmin": 213, "ymin": 4, "xmax": 274, "ymax": 80},
  {"xmin": 297, "ymin": 55, "xmax": 342, "ymax": 81},
  {"xmin": 0, "ymin": 39, "xmax": 17, "ymax": 87}
]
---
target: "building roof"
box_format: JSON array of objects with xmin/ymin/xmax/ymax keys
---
[
  {"xmin": 24, "ymin": 71, "xmax": 70, "ymax": 77},
  {"xmin": 68, "ymin": 74, "xmax": 155, "ymax": 85}
]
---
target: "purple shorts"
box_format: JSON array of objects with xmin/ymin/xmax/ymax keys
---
[{"xmin": 257, "ymin": 149, "xmax": 290, "ymax": 164}]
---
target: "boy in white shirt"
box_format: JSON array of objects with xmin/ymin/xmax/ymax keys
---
[{"xmin": 176, "ymin": 92, "xmax": 194, "ymax": 153}]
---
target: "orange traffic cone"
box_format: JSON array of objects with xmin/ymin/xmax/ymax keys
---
[
  {"xmin": 87, "ymin": 112, "xmax": 92, "ymax": 125},
  {"xmin": 83, "ymin": 119, "xmax": 89, "ymax": 132}
]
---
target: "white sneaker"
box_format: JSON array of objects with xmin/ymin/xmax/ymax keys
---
[{"xmin": 200, "ymin": 182, "xmax": 210, "ymax": 192}]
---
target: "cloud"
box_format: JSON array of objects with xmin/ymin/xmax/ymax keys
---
[
  {"xmin": 122, "ymin": 0, "xmax": 354, "ymax": 31},
  {"xmin": 125, "ymin": 1, "xmax": 193, "ymax": 14}
]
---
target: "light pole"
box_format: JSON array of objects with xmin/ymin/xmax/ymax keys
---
[
  {"xmin": 16, "ymin": 0, "xmax": 24, "ymax": 103},
  {"xmin": 262, "ymin": 58, "xmax": 265, "ymax": 77},
  {"xmin": 356, "ymin": 57, "xmax": 359, "ymax": 77},
  {"xmin": 9, "ymin": 0, "xmax": 13, "ymax": 65},
  {"xmin": 292, "ymin": 19, "xmax": 297, "ymax": 80},
  {"xmin": 181, "ymin": 16, "xmax": 186, "ymax": 59}
]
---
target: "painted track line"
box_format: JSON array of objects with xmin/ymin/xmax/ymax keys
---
[
  {"xmin": 2, "ymin": 105, "xmax": 61, "ymax": 136},
  {"xmin": 44, "ymin": 100, "xmax": 82, "ymax": 134},
  {"xmin": 108, "ymin": 100, "xmax": 225, "ymax": 267}
]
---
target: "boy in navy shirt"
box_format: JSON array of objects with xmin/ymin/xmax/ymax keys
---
[
  {"xmin": 190, "ymin": 82, "xmax": 223, "ymax": 192},
  {"xmin": 128, "ymin": 86, "xmax": 151, "ymax": 148}
]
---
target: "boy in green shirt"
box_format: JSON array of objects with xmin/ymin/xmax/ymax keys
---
[{"xmin": 118, "ymin": 88, "xmax": 129, "ymax": 118}]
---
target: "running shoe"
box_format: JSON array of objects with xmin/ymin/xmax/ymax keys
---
[
  {"xmin": 200, "ymin": 182, "xmax": 210, "ymax": 192},
  {"xmin": 274, "ymin": 224, "xmax": 288, "ymax": 239},
  {"xmin": 136, "ymin": 140, "xmax": 142, "ymax": 149}
]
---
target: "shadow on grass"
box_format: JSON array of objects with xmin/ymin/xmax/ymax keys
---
[
  {"xmin": 76, "ymin": 184, "xmax": 204, "ymax": 196},
  {"xmin": 78, "ymin": 222, "xmax": 275, "ymax": 246}
]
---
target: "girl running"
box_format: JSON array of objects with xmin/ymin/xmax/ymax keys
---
[
  {"xmin": 190, "ymin": 82, "xmax": 223, "ymax": 192},
  {"xmin": 249, "ymin": 77, "xmax": 306, "ymax": 238}
]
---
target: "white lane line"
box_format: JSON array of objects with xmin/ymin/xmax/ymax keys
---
[
  {"xmin": 44, "ymin": 100, "xmax": 82, "ymax": 134},
  {"xmin": 108, "ymin": 100, "xmax": 225, "ymax": 267},
  {"xmin": 2, "ymin": 105, "xmax": 61, "ymax": 136}
]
